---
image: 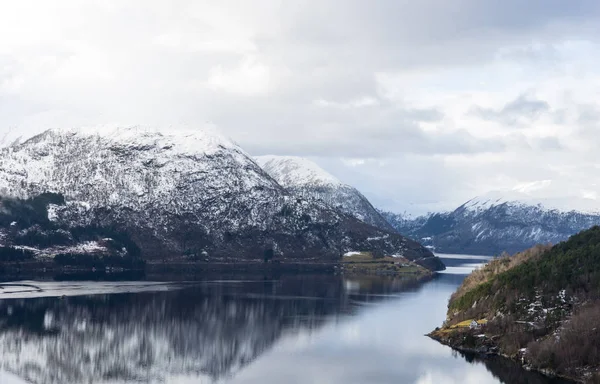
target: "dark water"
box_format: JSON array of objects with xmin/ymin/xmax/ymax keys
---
[{"xmin": 0, "ymin": 255, "xmax": 572, "ymax": 384}]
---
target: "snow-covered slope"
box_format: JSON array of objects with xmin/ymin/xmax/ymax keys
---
[
  {"xmin": 0, "ymin": 126, "xmax": 442, "ymax": 269},
  {"xmin": 255, "ymin": 155, "xmax": 343, "ymax": 188},
  {"xmin": 462, "ymin": 190, "xmax": 600, "ymax": 216},
  {"xmin": 382, "ymin": 191, "xmax": 600, "ymax": 255},
  {"xmin": 256, "ymin": 156, "xmax": 394, "ymax": 231}
]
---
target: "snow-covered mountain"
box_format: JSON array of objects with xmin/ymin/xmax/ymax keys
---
[
  {"xmin": 255, "ymin": 155, "xmax": 394, "ymax": 231},
  {"xmin": 0, "ymin": 126, "xmax": 442, "ymax": 269},
  {"xmin": 381, "ymin": 191, "xmax": 600, "ymax": 255},
  {"xmin": 461, "ymin": 190, "xmax": 600, "ymax": 216}
]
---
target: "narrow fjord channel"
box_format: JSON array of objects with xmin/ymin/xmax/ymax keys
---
[{"xmin": 0, "ymin": 255, "xmax": 572, "ymax": 384}]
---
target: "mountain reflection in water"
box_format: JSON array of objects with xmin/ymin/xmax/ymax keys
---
[
  {"xmin": 0, "ymin": 275, "xmax": 421, "ymax": 383},
  {"xmin": 0, "ymin": 267, "xmax": 573, "ymax": 384}
]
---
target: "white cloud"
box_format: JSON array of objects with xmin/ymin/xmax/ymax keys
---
[
  {"xmin": 341, "ymin": 158, "xmax": 366, "ymax": 167},
  {"xmin": 207, "ymin": 56, "xmax": 272, "ymax": 95},
  {"xmin": 512, "ymin": 180, "xmax": 553, "ymax": 194},
  {"xmin": 314, "ymin": 96, "xmax": 379, "ymax": 109}
]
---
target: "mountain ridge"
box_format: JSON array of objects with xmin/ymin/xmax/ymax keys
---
[
  {"xmin": 381, "ymin": 192, "xmax": 600, "ymax": 255},
  {"xmin": 256, "ymin": 155, "xmax": 394, "ymax": 232},
  {"xmin": 462, "ymin": 190, "xmax": 600, "ymax": 215}
]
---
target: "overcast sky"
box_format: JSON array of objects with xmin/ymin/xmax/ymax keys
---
[{"xmin": 1, "ymin": 1, "xmax": 600, "ymax": 215}]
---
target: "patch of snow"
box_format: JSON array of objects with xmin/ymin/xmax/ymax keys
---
[
  {"xmin": 343, "ymin": 251, "xmax": 362, "ymax": 257},
  {"xmin": 16, "ymin": 241, "xmax": 114, "ymax": 258},
  {"xmin": 12, "ymin": 245, "xmax": 39, "ymax": 253},
  {"xmin": 559, "ymin": 289, "xmax": 567, "ymax": 303},
  {"xmin": 53, "ymin": 124, "xmax": 241, "ymax": 157},
  {"xmin": 255, "ymin": 155, "xmax": 343, "ymax": 188},
  {"xmin": 367, "ymin": 234, "xmax": 389, "ymax": 241},
  {"xmin": 47, "ymin": 204, "xmax": 58, "ymax": 221}
]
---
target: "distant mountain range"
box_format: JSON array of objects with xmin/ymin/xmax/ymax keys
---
[
  {"xmin": 253, "ymin": 156, "xmax": 600, "ymax": 256},
  {"xmin": 0, "ymin": 126, "xmax": 443, "ymax": 270},
  {"xmin": 381, "ymin": 192, "xmax": 600, "ymax": 255}
]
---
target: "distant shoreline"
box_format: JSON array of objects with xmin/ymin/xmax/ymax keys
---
[{"xmin": 0, "ymin": 259, "xmax": 437, "ymax": 282}]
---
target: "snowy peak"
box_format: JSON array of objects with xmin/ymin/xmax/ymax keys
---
[
  {"xmin": 384, "ymin": 189, "xmax": 600, "ymax": 255},
  {"xmin": 255, "ymin": 155, "xmax": 394, "ymax": 232},
  {"xmin": 0, "ymin": 125, "xmax": 277, "ymax": 202},
  {"xmin": 255, "ymin": 156, "xmax": 343, "ymax": 188},
  {"xmin": 461, "ymin": 190, "xmax": 600, "ymax": 215},
  {"xmin": 23, "ymin": 124, "xmax": 243, "ymax": 158}
]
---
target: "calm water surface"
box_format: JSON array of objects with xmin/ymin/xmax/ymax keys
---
[{"xmin": 0, "ymin": 255, "xmax": 572, "ymax": 384}]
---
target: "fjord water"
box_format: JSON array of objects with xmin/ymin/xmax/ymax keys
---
[{"xmin": 0, "ymin": 256, "xmax": 571, "ymax": 384}]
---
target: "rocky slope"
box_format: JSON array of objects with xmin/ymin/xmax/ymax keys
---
[
  {"xmin": 0, "ymin": 126, "xmax": 443, "ymax": 270},
  {"xmin": 429, "ymin": 226, "xmax": 600, "ymax": 382},
  {"xmin": 255, "ymin": 155, "xmax": 394, "ymax": 231},
  {"xmin": 381, "ymin": 192, "xmax": 600, "ymax": 255}
]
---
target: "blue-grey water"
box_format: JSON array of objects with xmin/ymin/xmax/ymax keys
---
[{"xmin": 0, "ymin": 255, "xmax": 571, "ymax": 384}]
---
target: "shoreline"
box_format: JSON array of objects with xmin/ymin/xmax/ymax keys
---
[
  {"xmin": 0, "ymin": 259, "xmax": 434, "ymax": 282},
  {"xmin": 427, "ymin": 330, "xmax": 581, "ymax": 383}
]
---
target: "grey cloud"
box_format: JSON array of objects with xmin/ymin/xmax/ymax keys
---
[
  {"xmin": 0, "ymin": 1, "xmax": 594, "ymax": 138},
  {"xmin": 537, "ymin": 103, "xmax": 600, "ymax": 128},
  {"xmin": 285, "ymin": 1, "xmax": 600, "ymax": 45},
  {"xmin": 404, "ymin": 107, "xmax": 444, "ymax": 122},
  {"xmin": 534, "ymin": 136, "xmax": 563, "ymax": 151},
  {"xmin": 496, "ymin": 44, "xmax": 562, "ymax": 65},
  {"xmin": 470, "ymin": 94, "xmax": 550, "ymax": 125},
  {"xmin": 242, "ymin": 125, "xmax": 504, "ymax": 158},
  {"xmin": 577, "ymin": 104, "xmax": 600, "ymax": 125},
  {"xmin": 552, "ymin": 109, "xmax": 568, "ymax": 125},
  {"xmin": 209, "ymin": 96, "xmax": 499, "ymax": 158},
  {"xmin": 486, "ymin": 132, "xmax": 564, "ymax": 152},
  {"xmin": 503, "ymin": 96, "xmax": 550, "ymax": 116},
  {"xmin": 274, "ymin": 0, "xmax": 600, "ymax": 70}
]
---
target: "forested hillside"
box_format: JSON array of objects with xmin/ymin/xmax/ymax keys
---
[{"xmin": 431, "ymin": 226, "xmax": 600, "ymax": 382}]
